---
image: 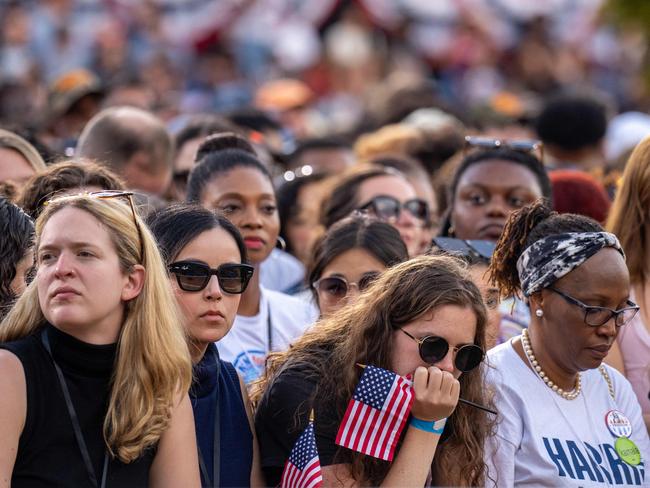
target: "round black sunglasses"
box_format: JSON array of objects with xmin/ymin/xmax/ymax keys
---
[{"xmin": 400, "ymin": 329, "xmax": 484, "ymax": 373}]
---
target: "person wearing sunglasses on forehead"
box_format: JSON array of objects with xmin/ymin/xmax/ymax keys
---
[
  {"xmin": 147, "ymin": 204, "xmax": 264, "ymax": 488},
  {"xmin": 485, "ymin": 200, "xmax": 650, "ymax": 487},
  {"xmin": 308, "ymin": 214, "xmax": 408, "ymax": 318},
  {"xmin": 321, "ymin": 166, "xmax": 429, "ymax": 257},
  {"xmin": 0, "ymin": 193, "xmax": 200, "ymax": 487},
  {"xmin": 252, "ymin": 255, "xmax": 494, "ymax": 487}
]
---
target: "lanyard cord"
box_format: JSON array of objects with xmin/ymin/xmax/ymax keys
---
[
  {"xmin": 40, "ymin": 329, "xmax": 109, "ymax": 488},
  {"xmin": 196, "ymin": 353, "xmax": 221, "ymax": 488},
  {"xmin": 267, "ymin": 300, "xmax": 273, "ymax": 353}
]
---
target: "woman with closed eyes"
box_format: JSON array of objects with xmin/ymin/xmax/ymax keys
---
[{"xmin": 147, "ymin": 204, "xmax": 264, "ymax": 487}]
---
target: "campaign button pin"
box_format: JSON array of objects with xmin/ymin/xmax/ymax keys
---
[
  {"xmin": 615, "ymin": 437, "xmax": 641, "ymax": 466},
  {"xmin": 605, "ymin": 410, "xmax": 633, "ymax": 438}
]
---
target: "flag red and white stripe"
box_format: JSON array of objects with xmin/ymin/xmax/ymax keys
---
[
  {"xmin": 335, "ymin": 365, "xmax": 414, "ymax": 461},
  {"xmin": 281, "ymin": 420, "xmax": 323, "ymax": 488}
]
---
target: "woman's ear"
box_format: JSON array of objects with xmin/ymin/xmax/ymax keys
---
[{"xmin": 122, "ymin": 264, "xmax": 146, "ymax": 302}]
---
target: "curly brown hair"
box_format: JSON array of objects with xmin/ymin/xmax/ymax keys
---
[{"xmin": 252, "ymin": 254, "xmax": 495, "ymax": 486}]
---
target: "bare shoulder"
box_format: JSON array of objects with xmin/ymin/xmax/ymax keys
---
[
  {"xmin": 0, "ymin": 349, "xmax": 25, "ymax": 384},
  {"xmin": 0, "ymin": 348, "xmax": 27, "ymax": 439}
]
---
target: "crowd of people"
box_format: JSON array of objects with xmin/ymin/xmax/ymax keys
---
[{"xmin": 1, "ymin": 1, "xmax": 650, "ymax": 487}]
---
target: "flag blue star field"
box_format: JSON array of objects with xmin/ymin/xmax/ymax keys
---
[
  {"xmin": 281, "ymin": 421, "xmax": 323, "ymax": 488},
  {"xmin": 335, "ymin": 365, "xmax": 414, "ymax": 461}
]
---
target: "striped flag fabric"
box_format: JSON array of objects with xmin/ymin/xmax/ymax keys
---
[
  {"xmin": 335, "ymin": 365, "xmax": 414, "ymax": 461},
  {"xmin": 281, "ymin": 420, "xmax": 323, "ymax": 488}
]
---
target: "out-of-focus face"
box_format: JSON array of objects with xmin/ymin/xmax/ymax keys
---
[
  {"xmin": 356, "ymin": 175, "xmax": 425, "ymax": 257},
  {"xmin": 451, "ymin": 160, "xmax": 542, "ymax": 241},
  {"xmin": 36, "ymin": 207, "xmax": 137, "ymax": 338},
  {"xmin": 531, "ymin": 248, "xmax": 631, "ymax": 373},
  {"xmin": 170, "ymin": 227, "xmax": 243, "ymax": 358},
  {"xmin": 314, "ymin": 247, "xmax": 386, "ymax": 317},
  {"xmin": 285, "ymin": 181, "xmax": 326, "ymax": 265},
  {"xmin": 9, "ymin": 248, "xmax": 34, "ymax": 297},
  {"xmin": 200, "ymin": 167, "xmax": 279, "ymax": 265},
  {"xmin": 170, "ymin": 136, "xmax": 202, "ymax": 201},
  {"xmin": 0, "ymin": 147, "xmax": 36, "ymax": 185},
  {"xmin": 391, "ymin": 305, "xmax": 478, "ymax": 379},
  {"xmin": 292, "ymin": 147, "xmax": 355, "ymax": 174}
]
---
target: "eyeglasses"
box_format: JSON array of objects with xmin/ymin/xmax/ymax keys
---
[
  {"xmin": 169, "ymin": 260, "xmax": 254, "ymax": 293},
  {"xmin": 44, "ymin": 190, "xmax": 144, "ymax": 260},
  {"xmin": 432, "ymin": 237, "xmax": 495, "ymax": 263},
  {"xmin": 547, "ymin": 287, "xmax": 640, "ymax": 327},
  {"xmin": 359, "ymin": 195, "xmax": 430, "ymax": 223},
  {"xmin": 464, "ymin": 135, "xmax": 544, "ymax": 164},
  {"xmin": 312, "ymin": 272, "xmax": 381, "ymax": 300},
  {"xmin": 400, "ymin": 329, "xmax": 484, "ymax": 372}
]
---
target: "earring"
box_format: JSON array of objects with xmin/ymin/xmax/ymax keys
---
[
  {"xmin": 276, "ymin": 236, "xmax": 287, "ymax": 251},
  {"xmin": 535, "ymin": 309, "xmax": 544, "ymax": 318},
  {"xmin": 448, "ymin": 225, "xmax": 455, "ymax": 237}
]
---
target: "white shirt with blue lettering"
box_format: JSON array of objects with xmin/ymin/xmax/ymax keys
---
[{"xmin": 485, "ymin": 339, "xmax": 650, "ymax": 487}]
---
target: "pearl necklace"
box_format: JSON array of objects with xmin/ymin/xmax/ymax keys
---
[{"xmin": 521, "ymin": 328, "xmax": 582, "ymax": 400}]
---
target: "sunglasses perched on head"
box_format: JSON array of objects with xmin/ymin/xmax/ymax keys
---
[
  {"xmin": 464, "ymin": 135, "xmax": 544, "ymax": 164},
  {"xmin": 312, "ymin": 272, "xmax": 381, "ymax": 300},
  {"xmin": 359, "ymin": 195, "xmax": 430, "ymax": 223},
  {"xmin": 432, "ymin": 237, "xmax": 495, "ymax": 263},
  {"xmin": 400, "ymin": 329, "xmax": 484, "ymax": 373},
  {"xmin": 169, "ymin": 260, "xmax": 254, "ymax": 293}
]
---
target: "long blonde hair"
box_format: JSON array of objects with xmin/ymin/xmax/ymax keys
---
[
  {"xmin": 253, "ymin": 255, "xmax": 494, "ymax": 486},
  {"xmin": 607, "ymin": 135, "xmax": 650, "ymax": 284},
  {"xmin": 0, "ymin": 195, "xmax": 192, "ymax": 462}
]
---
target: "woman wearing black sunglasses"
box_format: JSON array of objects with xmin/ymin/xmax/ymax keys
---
[
  {"xmin": 253, "ymin": 254, "xmax": 493, "ymax": 487},
  {"xmin": 147, "ymin": 204, "xmax": 264, "ymax": 488},
  {"xmin": 486, "ymin": 200, "xmax": 650, "ymax": 486},
  {"xmin": 308, "ymin": 214, "xmax": 408, "ymax": 317}
]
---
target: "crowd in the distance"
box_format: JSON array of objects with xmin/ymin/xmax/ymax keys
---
[{"xmin": 1, "ymin": 2, "xmax": 650, "ymax": 486}]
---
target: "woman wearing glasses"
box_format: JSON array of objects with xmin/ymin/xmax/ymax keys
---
[
  {"xmin": 308, "ymin": 214, "xmax": 408, "ymax": 317},
  {"xmin": 0, "ymin": 193, "xmax": 199, "ymax": 487},
  {"xmin": 486, "ymin": 200, "xmax": 650, "ymax": 486},
  {"xmin": 253, "ymin": 255, "xmax": 493, "ymax": 487},
  {"xmin": 321, "ymin": 166, "xmax": 430, "ymax": 257},
  {"xmin": 147, "ymin": 204, "xmax": 264, "ymax": 487},
  {"xmin": 186, "ymin": 148, "xmax": 317, "ymax": 384}
]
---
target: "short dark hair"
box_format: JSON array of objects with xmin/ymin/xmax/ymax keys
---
[
  {"xmin": 289, "ymin": 137, "xmax": 351, "ymax": 164},
  {"xmin": 186, "ymin": 149, "xmax": 272, "ymax": 203},
  {"xmin": 535, "ymin": 93, "xmax": 607, "ymax": 151},
  {"xmin": 77, "ymin": 106, "xmax": 173, "ymax": 171},
  {"xmin": 226, "ymin": 107, "xmax": 282, "ymax": 133},
  {"xmin": 146, "ymin": 203, "xmax": 248, "ymax": 265},
  {"xmin": 489, "ymin": 199, "xmax": 602, "ymax": 298},
  {"xmin": 307, "ymin": 214, "xmax": 409, "ymax": 301},
  {"xmin": 0, "ymin": 197, "xmax": 34, "ymax": 316},
  {"xmin": 276, "ymin": 173, "xmax": 329, "ymax": 254},
  {"xmin": 173, "ymin": 114, "xmax": 241, "ymax": 158},
  {"xmin": 18, "ymin": 159, "xmax": 125, "ymax": 218}
]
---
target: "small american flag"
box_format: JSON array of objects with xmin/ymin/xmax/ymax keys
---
[
  {"xmin": 281, "ymin": 419, "xmax": 323, "ymax": 488},
  {"xmin": 335, "ymin": 365, "xmax": 413, "ymax": 461}
]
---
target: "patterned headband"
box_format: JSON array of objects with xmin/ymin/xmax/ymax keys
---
[{"xmin": 516, "ymin": 232, "xmax": 625, "ymax": 297}]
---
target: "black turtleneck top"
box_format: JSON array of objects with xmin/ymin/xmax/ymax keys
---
[{"xmin": 0, "ymin": 324, "xmax": 155, "ymax": 487}]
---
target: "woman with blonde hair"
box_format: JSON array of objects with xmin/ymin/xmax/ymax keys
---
[
  {"xmin": 0, "ymin": 128, "xmax": 47, "ymax": 185},
  {"xmin": 607, "ymin": 135, "xmax": 650, "ymax": 431},
  {"xmin": 0, "ymin": 192, "xmax": 199, "ymax": 487},
  {"xmin": 253, "ymin": 254, "xmax": 493, "ymax": 487}
]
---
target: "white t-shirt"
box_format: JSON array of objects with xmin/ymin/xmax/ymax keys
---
[
  {"xmin": 485, "ymin": 339, "xmax": 650, "ymax": 487},
  {"xmin": 216, "ymin": 286, "xmax": 318, "ymax": 384}
]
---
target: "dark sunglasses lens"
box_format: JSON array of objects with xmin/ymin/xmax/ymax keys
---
[
  {"xmin": 174, "ymin": 264, "xmax": 209, "ymax": 291},
  {"xmin": 372, "ymin": 198, "xmax": 400, "ymax": 221},
  {"xmin": 454, "ymin": 345, "xmax": 484, "ymax": 372},
  {"xmin": 318, "ymin": 277, "xmax": 348, "ymax": 298},
  {"xmin": 358, "ymin": 272, "xmax": 380, "ymax": 292},
  {"xmin": 218, "ymin": 265, "xmax": 250, "ymax": 294},
  {"xmin": 405, "ymin": 199, "xmax": 429, "ymax": 221},
  {"xmin": 419, "ymin": 337, "xmax": 449, "ymax": 364}
]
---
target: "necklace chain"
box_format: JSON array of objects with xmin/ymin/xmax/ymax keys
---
[{"xmin": 521, "ymin": 328, "xmax": 582, "ymax": 400}]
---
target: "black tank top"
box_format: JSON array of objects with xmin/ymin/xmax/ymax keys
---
[{"xmin": 1, "ymin": 324, "xmax": 155, "ymax": 487}]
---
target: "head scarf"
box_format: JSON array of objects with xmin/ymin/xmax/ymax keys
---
[{"xmin": 516, "ymin": 232, "xmax": 624, "ymax": 297}]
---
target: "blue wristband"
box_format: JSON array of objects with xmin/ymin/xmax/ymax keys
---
[{"xmin": 410, "ymin": 417, "xmax": 447, "ymax": 434}]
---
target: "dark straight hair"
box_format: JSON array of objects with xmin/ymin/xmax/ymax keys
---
[
  {"xmin": 145, "ymin": 203, "xmax": 248, "ymax": 265},
  {"xmin": 308, "ymin": 214, "xmax": 409, "ymax": 300},
  {"xmin": 186, "ymin": 149, "xmax": 272, "ymax": 204}
]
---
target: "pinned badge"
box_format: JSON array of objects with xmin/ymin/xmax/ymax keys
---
[
  {"xmin": 615, "ymin": 437, "xmax": 641, "ymax": 466},
  {"xmin": 605, "ymin": 410, "xmax": 633, "ymax": 438}
]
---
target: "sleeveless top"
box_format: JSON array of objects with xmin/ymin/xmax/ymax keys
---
[
  {"xmin": 0, "ymin": 324, "xmax": 155, "ymax": 487},
  {"xmin": 190, "ymin": 343, "xmax": 253, "ymax": 488}
]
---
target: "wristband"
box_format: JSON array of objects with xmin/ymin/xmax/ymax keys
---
[{"xmin": 410, "ymin": 416, "xmax": 447, "ymax": 435}]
